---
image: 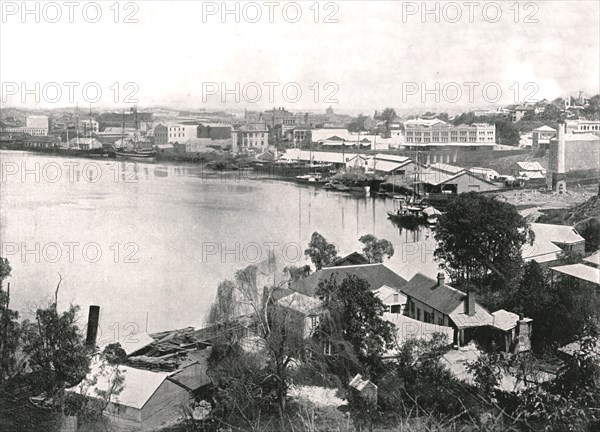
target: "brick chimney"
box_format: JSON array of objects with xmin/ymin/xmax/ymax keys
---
[
  {"xmin": 85, "ymin": 305, "xmax": 100, "ymax": 348},
  {"xmin": 464, "ymin": 289, "xmax": 475, "ymax": 316},
  {"xmin": 436, "ymin": 272, "xmax": 445, "ymax": 287}
]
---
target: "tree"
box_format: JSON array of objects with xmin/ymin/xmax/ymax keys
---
[
  {"xmin": 379, "ymin": 108, "xmax": 397, "ymax": 138},
  {"xmin": 434, "ymin": 192, "xmax": 534, "ymax": 308},
  {"xmin": 578, "ymin": 219, "xmax": 600, "ymax": 252},
  {"xmin": 304, "ymin": 232, "xmax": 339, "ymax": 270},
  {"xmin": 359, "ymin": 235, "xmax": 394, "ymax": 263},
  {"xmin": 316, "ymin": 275, "xmax": 395, "ymax": 376},
  {"xmin": 283, "ymin": 265, "xmax": 311, "ymax": 283},
  {"xmin": 21, "ymin": 301, "xmax": 90, "ymax": 410},
  {"xmin": 348, "ymin": 114, "xmax": 369, "ymax": 133},
  {"xmin": 0, "ymin": 258, "xmax": 19, "ymax": 385}
]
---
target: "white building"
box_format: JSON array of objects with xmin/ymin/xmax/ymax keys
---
[
  {"xmin": 404, "ymin": 119, "xmax": 495, "ymax": 146},
  {"xmin": 80, "ymin": 119, "xmax": 99, "ymax": 134},
  {"xmin": 566, "ymin": 119, "xmax": 600, "ymax": 135},
  {"xmin": 237, "ymin": 123, "xmax": 269, "ymax": 150},
  {"xmin": 154, "ymin": 123, "xmax": 199, "ymax": 144},
  {"xmin": 2, "ymin": 115, "xmax": 49, "ymax": 136}
]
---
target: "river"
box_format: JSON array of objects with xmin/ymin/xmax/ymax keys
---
[{"xmin": 0, "ymin": 150, "xmax": 440, "ymax": 343}]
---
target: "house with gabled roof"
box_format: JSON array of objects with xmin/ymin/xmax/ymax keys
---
[
  {"xmin": 523, "ymin": 223, "xmax": 586, "ymax": 264},
  {"xmin": 289, "ymin": 263, "xmax": 407, "ymax": 298},
  {"xmin": 400, "ymin": 273, "xmax": 493, "ymax": 347}
]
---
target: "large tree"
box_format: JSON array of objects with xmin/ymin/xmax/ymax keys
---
[
  {"xmin": 359, "ymin": 234, "xmax": 394, "ymax": 263},
  {"xmin": 304, "ymin": 232, "xmax": 339, "ymax": 270},
  {"xmin": 316, "ymin": 275, "xmax": 395, "ymax": 377},
  {"xmin": 434, "ymin": 192, "xmax": 534, "ymax": 306},
  {"xmin": 0, "ymin": 258, "xmax": 19, "ymax": 385},
  {"xmin": 21, "ymin": 301, "xmax": 90, "ymax": 409}
]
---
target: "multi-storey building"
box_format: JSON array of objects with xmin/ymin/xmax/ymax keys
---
[
  {"xmin": 404, "ymin": 119, "xmax": 495, "ymax": 145},
  {"xmin": 153, "ymin": 123, "xmax": 198, "ymax": 145},
  {"xmin": 236, "ymin": 123, "xmax": 269, "ymax": 150},
  {"xmin": 566, "ymin": 119, "xmax": 600, "ymax": 135},
  {"xmin": 79, "ymin": 119, "xmax": 99, "ymax": 135},
  {"xmin": 2, "ymin": 115, "xmax": 49, "ymax": 136}
]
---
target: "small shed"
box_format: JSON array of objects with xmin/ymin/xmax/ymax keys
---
[{"xmin": 349, "ymin": 374, "xmax": 377, "ymax": 404}]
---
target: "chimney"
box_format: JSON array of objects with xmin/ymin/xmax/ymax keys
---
[
  {"xmin": 436, "ymin": 272, "xmax": 445, "ymax": 287},
  {"xmin": 464, "ymin": 289, "xmax": 475, "ymax": 316},
  {"xmin": 556, "ymin": 122, "xmax": 566, "ymax": 174},
  {"xmin": 86, "ymin": 305, "xmax": 100, "ymax": 348}
]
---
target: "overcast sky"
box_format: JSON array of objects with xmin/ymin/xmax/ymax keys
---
[{"xmin": 1, "ymin": 0, "xmax": 599, "ymax": 113}]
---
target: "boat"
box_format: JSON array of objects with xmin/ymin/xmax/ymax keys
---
[
  {"xmin": 114, "ymin": 106, "xmax": 156, "ymax": 161},
  {"xmin": 115, "ymin": 148, "xmax": 156, "ymax": 160},
  {"xmin": 422, "ymin": 206, "xmax": 442, "ymax": 225},
  {"xmin": 295, "ymin": 173, "xmax": 327, "ymax": 184},
  {"xmin": 322, "ymin": 181, "xmax": 351, "ymax": 192},
  {"xmin": 386, "ymin": 197, "xmax": 431, "ymax": 222}
]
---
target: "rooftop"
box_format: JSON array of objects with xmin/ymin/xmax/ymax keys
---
[
  {"xmin": 400, "ymin": 273, "xmax": 465, "ymax": 315},
  {"xmin": 583, "ymin": 250, "xmax": 600, "ymax": 267},
  {"xmin": 290, "ymin": 263, "xmax": 407, "ymax": 297},
  {"xmin": 550, "ymin": 263, "xmax": 600, "ymax": 285}
]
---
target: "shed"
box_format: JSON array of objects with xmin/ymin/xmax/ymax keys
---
[
  {"xmin": 69, "ymin": 359, "xmax": 192, "ymax": 431},
  {"xmin": 349, "ymin": 374, "xmax": 377, "ymax": 404}
]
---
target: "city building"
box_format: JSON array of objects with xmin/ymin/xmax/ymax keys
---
[
  {"xmin": 24, "ymin": 135, "xmax": 60, "ymax": 149},
  {"xmin": 236, "ymin": 123, "xmax": 269, "ymax": 150},
  {"xmin": 80, "ymin": 119, "xmax": 99, "ymax": 135},
  {"xmin": 566, "ymin": 119, "xmax": 600, "ymax": 135},
  {"xmin": 154, "ymin": 123, "xmax": 199, "ymax": 145},
  {"xmin": 532, "ymin": 125, "xmax": 557, "ymax": 149},
  {"xmin": 403, "ymin": 119, "xmax": 495, "ymax": 147},
  {"xmin": 2, "ymin": 115, "xmax": 49, "ymax": 136}
]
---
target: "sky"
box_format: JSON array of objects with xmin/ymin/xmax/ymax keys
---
[{"xmin": 1, "ymin": 0, "xmax": 599, "ymax": 114}]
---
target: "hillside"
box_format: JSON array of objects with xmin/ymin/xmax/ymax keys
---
[{"xmin": 537, "ymin": 194, "xmax": 600, "ymax": 225}]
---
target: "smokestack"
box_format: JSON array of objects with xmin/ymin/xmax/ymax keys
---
[
  {"xmin": 464, "ymin": 289, "xmax": 475, "ymax": 316},
  {"xmin": 557, "ymin": 122, "xmax": 566, "ymax": 174},
  {"xmin": 436, "ymin": 272, "xmax": 445, "ymax": 287},
  {"xmin": 86, "ymin": 305, "xmax": 100, "ymax": 348}
]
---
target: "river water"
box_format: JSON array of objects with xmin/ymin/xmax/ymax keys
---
[{"xmin": 0, "ymin": 150, "xmax": 439, "ymax": 342}]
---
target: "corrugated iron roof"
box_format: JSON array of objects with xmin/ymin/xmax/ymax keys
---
[
  {"xmin": 550, "ymin": 263, "xmax": 600, "ymax": 285},
  {"xmin": 290, "ymin": 263, "xmax": 407, "ymax": 297},
  {"xmin": 400, "ymin": 273, "xmax": 466, "ymax": 315},
  {"xmin": 69, "ymin": 357, "xmax": 172, "ymax": 409},
  {"xmin": 490, "ymin": 309, "xmax": 520, "ymax": 331},
  {"xmin": 584, "ymin": 250, "xmax": 600, "ymax": 267}
]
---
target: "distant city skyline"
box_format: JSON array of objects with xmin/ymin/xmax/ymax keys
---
[{"xmin": 1, "ymin": 1, "xmax": 598, "ymax": 112}]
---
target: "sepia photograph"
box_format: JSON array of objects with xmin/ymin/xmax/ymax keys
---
[{"xmin": 1, "ymin": 1, "xmax": 599, "ymax": 431}]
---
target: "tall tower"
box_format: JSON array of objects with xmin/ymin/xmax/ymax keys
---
[{"xmin": 547, "ymin": 122, "xmax": 567, "ymax": 193}]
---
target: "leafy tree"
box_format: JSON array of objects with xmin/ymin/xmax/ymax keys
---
[
  {"xmin": 379, "ymin": 108, "xmax": 397, "ymax": 138},
  {"xmin": 316, "ymin": 275, "xmax": 395, "ymax": 376},
  {"xmin": 304, "ymin": 232, "xmax": 339, "ymax": 270},
  {"xmin": 434, "ymin": 192, "xmax": 534, "ymax": 308},
  {"xmin": 515, "ymin": 322, "xmax": 600, "ymax": 431},
  {"xmin": 359, "ymin": 234, "xmax": 394, "ymax": 263},
  {"xmin": 0, "ymin": 258, "xmax": 19, "ymax": 384},
  {"xmin": 283, "ymin": 265, "xmax": 311, "ymax": 283},
  {"xmin": 21, "ymin": 301, "xmax": 90, "ymax": 410},
  {"xmin": 348, "ymin": 114, "xmax": 369, "ymax": 133},
  {"xmin": 380, "ymin": 333, "xmax": 465, "ymax": 417},
  {"xmin": 466, "ymin": 351, "xmax": 505, "ymax": 399},
  {"xmin": 0, "ymin": 258, "xmax": 11, "ymax": 288},
  {"xmin": 578, "ymin": 219, "xmax": 600, "ymax": 252}
]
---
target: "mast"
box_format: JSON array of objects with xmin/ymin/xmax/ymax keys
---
[{"xmin": 76, "ymin": 103, "xmax": 80, "ymax": 148}]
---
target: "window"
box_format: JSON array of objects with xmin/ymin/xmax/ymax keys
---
[
  {"xmin": 310, "ymin": 315, "xmax": 319, "ymax": 330},
  {"xmin": 393, "ymin": 294, "xmax": 399, "ymax": 303},
  {"xmin": 390, "ymin": 304, "xmax": 401, "ymax": 314},
  {"xmin": 417, "ymin": 308, "xmax": 421, "ymax": 320}
]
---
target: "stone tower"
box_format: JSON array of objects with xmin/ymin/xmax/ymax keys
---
[{"xmin": 547, "ymin": 122, "xmax": 567, "ymax": 193}]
